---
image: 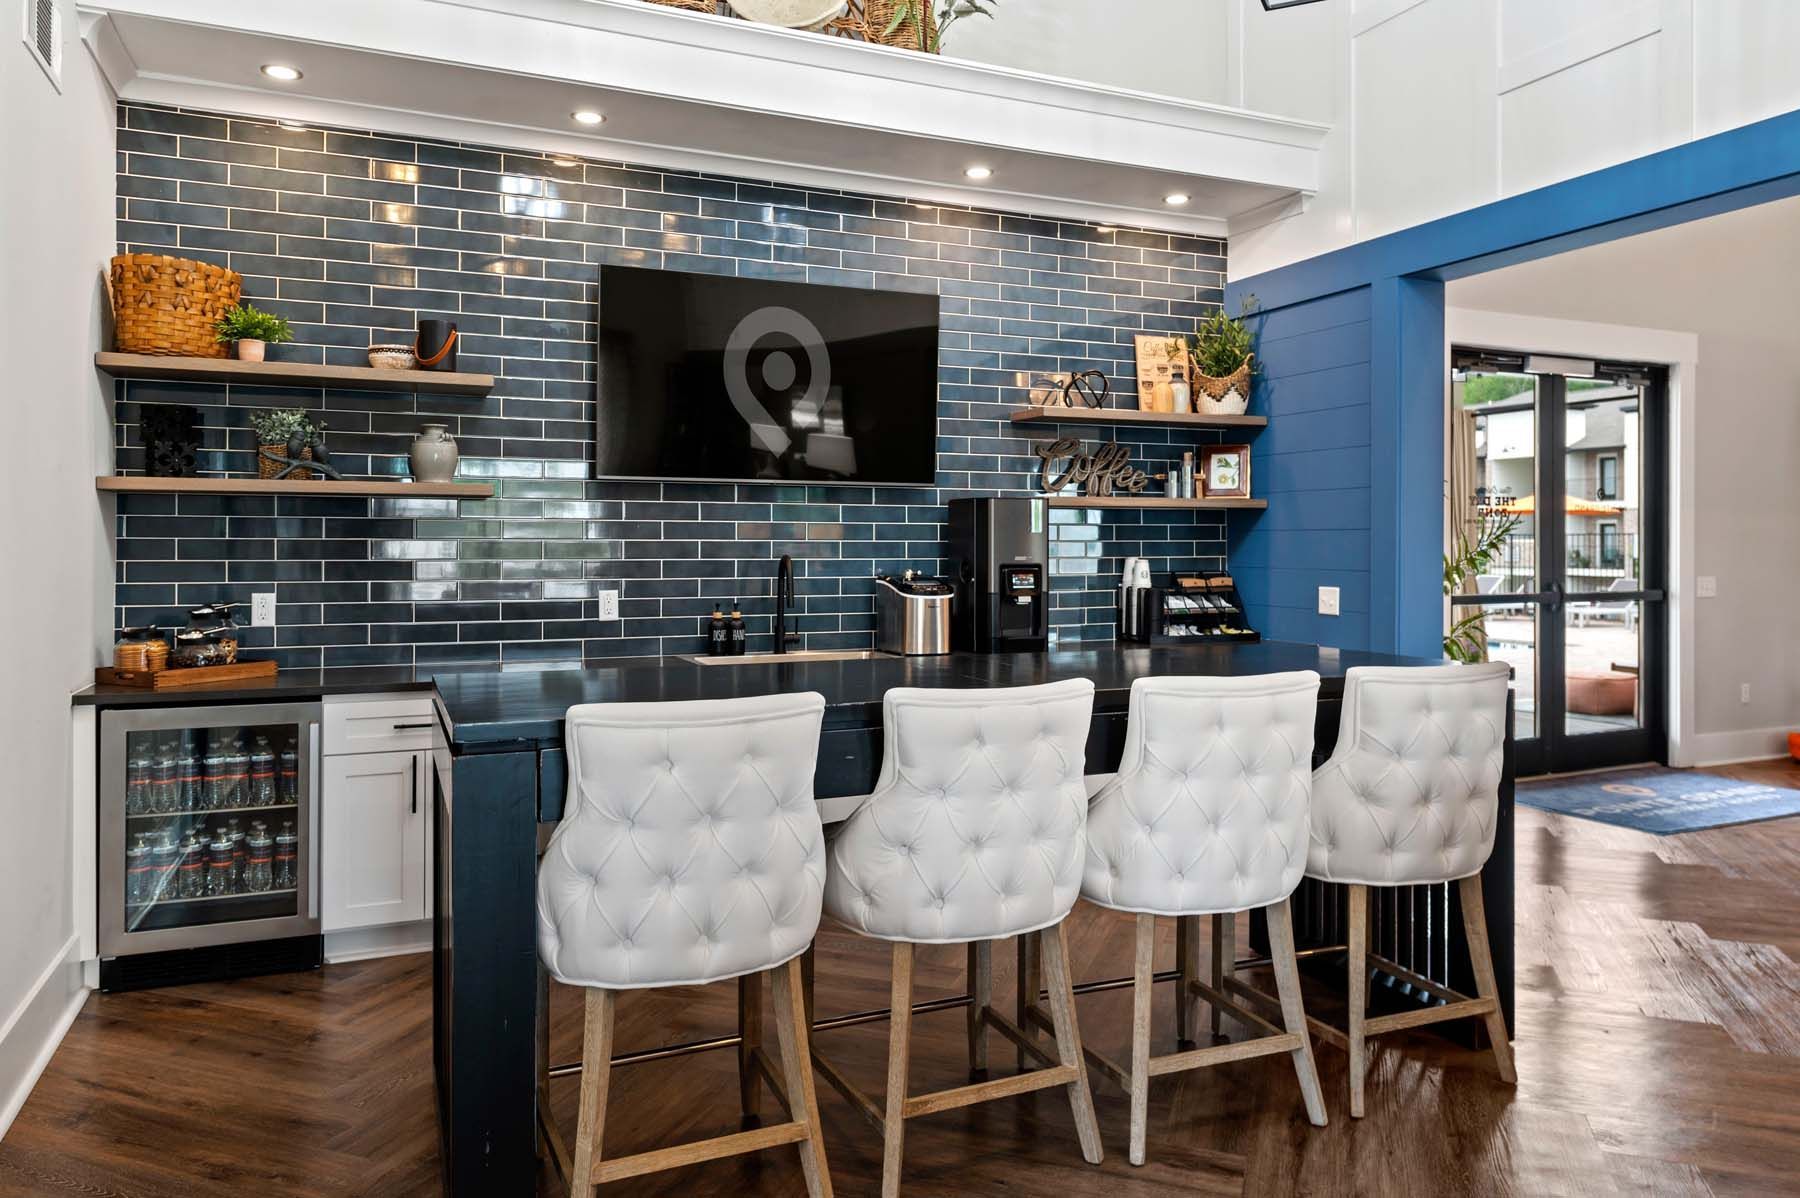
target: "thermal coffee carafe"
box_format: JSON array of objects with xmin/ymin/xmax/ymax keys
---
[{"xmin": 948, "ymin": 497, "xmax": 1049, "ymax": 652}]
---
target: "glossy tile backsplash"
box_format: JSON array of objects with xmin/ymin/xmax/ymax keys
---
[{"xmin": 111, "ymin": 102, "xmax": 1232, "ymax": 668}]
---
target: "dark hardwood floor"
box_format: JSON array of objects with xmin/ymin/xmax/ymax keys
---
[{"xmin": 4, "ymin": 760, "xmax": 1798, "ymax": 1196}]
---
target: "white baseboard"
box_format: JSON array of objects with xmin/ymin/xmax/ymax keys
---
[
  {"xmin": 0, "ymin": 935, "xmax": 87, "ymax": 1142},
  {"xmin": 1690, "ymin": 727, "xmax": 1794, "ymax": 768},
  {"xmin": 324, "ymin": 921, "xmax": 431, "ymax": 964}
]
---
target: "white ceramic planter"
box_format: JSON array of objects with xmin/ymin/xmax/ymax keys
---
[{"xmin": 409, "ymin": 423, "xmax": 460, "ymax": 483}]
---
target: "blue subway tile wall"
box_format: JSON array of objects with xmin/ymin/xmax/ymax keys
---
[{"xmin": 112, "ymin": 102, "xmax": 1233, "ymax": 669}]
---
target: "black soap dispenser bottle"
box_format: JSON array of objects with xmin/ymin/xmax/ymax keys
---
[
  {"xmin": 708, "ymin": 605, "xmax": 727, "ymax": 657},
  {"xmin": 728, "ymin": 602, "xmax": 747, "ymax": 656}
]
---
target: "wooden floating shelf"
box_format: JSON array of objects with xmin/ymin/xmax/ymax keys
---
[
  {"xmin": 1046, "ymin": 495, "xmax": 1268, "ymax": 511},
  {"xmin": 96, "ymin": 476, "xmax": 493, "ymax": 499},
  {"xmin": 96, "ymin": 352, "xmax": 496, "ymax": 397},
  {"xmin": 1010, "ymin": 406, "xmax": 1267, "ymax": 430}
]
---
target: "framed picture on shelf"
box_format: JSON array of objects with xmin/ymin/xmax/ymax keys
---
[{"xmin": 1200, "ymin": 443, "xmax": 1252, "ymax": 498}]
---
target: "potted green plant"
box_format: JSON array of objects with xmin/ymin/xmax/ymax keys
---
[
  {"xmin": 214, "ymin": 303, "xmax": 294, "ymax": 363},
  {"xmin": 1184, "ymin": 303, "xmax": 1258, "ymax": 416},
  {"xmin": 1442, "ymin": 511, "xmax": 1521, "ymax": 662},
  {"xmin": 250, "ymin": 409, "xmax": 315, "ymax": 480},
  {"xmin": 871, "ymin": 0, "xmax": 996, "ymax": 52}
]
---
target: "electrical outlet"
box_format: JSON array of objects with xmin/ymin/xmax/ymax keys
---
[
  {"xmin": 1697, "ymin": 575, "xmax": 1718, "ymax": 598},
  {"xmin": 597, "ymin": 590, "xmax": 619, "ymax": 621},
  {"xmin": 1741, "ymin": 683, "xmax": 1752, "ymax": 705},
  {"xmin": 1318, "ymin": 586, "xmax": 1340, "ymax": 617},
  {"xmin": 251, "ymin": 592, "xmax": 277, "ymax": 627}
]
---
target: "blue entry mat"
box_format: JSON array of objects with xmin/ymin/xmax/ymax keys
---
[{"xmin": 1518, "ymin": 766, "xmax": 1800, "ymax": 834}]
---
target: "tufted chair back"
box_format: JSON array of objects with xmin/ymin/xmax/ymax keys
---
[
  {"xmin": 822, "ymin": 679, "xmax": 1095, "ymax": 944},
  {"xmin": 1083, "ymin": 671, "xmax": 1320, "ymax": 916},
  {"xmin": 1306, "ymin": 663, "xmax": 1510, "ymax": 886},
  {"xmin": 537, "ymin": 692, "xmax": 828, "ymax": 990}
]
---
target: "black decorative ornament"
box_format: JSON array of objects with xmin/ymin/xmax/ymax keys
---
[
  {"xmin": 140, "ymin": 403, "xmax": 200, "ymax": 477},
  {"xmin": 1062, "ymin": 369, "xmax": 1110, "ymax": 409}
]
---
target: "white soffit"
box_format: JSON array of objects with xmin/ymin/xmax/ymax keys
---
[{"xmin": 80, "ymin": 0, "xmax": 1325, "ymax": 236}]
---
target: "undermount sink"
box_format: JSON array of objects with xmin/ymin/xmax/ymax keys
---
[{"xmin": 683, "ymin": 649, "xmax": 901, "ymax": 666}]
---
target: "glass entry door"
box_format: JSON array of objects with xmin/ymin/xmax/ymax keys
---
[
  {"xmin": 100, "ymin": 703, "xmax": 320, "ymax": 956},
  {"xmin": 1449, "ymin": 353, "xmax": 1668, "ymax": 775}
]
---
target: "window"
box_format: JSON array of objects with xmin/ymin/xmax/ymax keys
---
[
  {"xmin": 1596, "ymin": 454, "xmax": 1619, "ymax": 500},
  {"xmin": 1598, "ymin": 521, "xmax": 1621, "ymax": 568}
]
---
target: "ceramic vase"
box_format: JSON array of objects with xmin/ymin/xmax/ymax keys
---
[{"xmin": 409, "ymin": 424, "xmax": 459, "ymax": 483}]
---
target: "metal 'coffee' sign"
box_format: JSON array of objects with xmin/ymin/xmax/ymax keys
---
[{"xmin": 1035, "ymin": 438, "xmax": 1149, "ymax": 497}]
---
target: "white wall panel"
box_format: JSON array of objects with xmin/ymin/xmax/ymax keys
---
[
  {"xmin": 948, "ymin": 0, "xmax": 1232, "ymax": 105},
  {"xmin": 1694, "ymin": 0, "xmax": 1800, "ymax": 136},
  {"xmin": 1499, "ymin": 33, "xmax": 1673, "ymax": 195},
  {"xmin": 1351, "ymin": 0, "xmax": 1497, "ymax": 241}
]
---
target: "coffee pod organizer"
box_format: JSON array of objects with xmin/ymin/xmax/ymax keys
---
[{"xmin": 1117, "ymin": 571, "xmax": 1260, "ymax": 645}]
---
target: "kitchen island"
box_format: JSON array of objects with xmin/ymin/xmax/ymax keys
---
[{"xmin": 427, "ymin": 642, "xmax": 1514, "ymax": 1196}]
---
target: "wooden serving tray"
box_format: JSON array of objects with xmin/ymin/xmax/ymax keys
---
[{"xmin": 96, "ymin": 659, "xmax": 278, "ymax": 690}]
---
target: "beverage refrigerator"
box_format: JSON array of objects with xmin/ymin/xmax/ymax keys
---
[{"xmin": 98, "ymin": 702, "xmax": 322, "ymax": 990}]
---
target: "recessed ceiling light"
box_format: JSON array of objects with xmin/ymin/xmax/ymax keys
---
[
  {"xmin": 552, "ymin": 156, "xmax": 579, "ymax": 167},
  {"xmin": 572, "ymin": 110, "xmax": 605, "ymax": 126},
  {"xmin": 260, "ymin": 64, "xmax": 303, "ymax": 82},
  {"xmin": 276, "ymin": 119, "xmax": 308, "ymax": 130},
  {"xmin": 964, "ymin": 165, "xmax": 993, "ymax": 181},
  {"xmin": 1164, "ymin": 192, "xmax": 1191, "ymax": 207}
]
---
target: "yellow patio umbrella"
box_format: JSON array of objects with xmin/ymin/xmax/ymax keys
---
[{"xmin": 1489, "ymin": 493, "xmax": 1620, "ymax": 517}]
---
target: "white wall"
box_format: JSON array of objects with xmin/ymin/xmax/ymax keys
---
[
  {"xmin": 1450, "ymin": 197, "xmax": 1800, "ymax": 762},
  {"xmin": 945, "ymin": 0, "xmax": 1231, "ymax": 106},
  {"xmin": 0, "ymin": 0, "xmax": 115, "ymax": 1136},
  {"xmin": 1227, "ymin": 0, "xmax": 1800, "ymax": 279}
]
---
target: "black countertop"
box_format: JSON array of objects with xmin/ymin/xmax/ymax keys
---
[
  {"xmin": 72, "ymin": 665, "xmax": 437, "ymax": 708},
  {"xmin": 432, "ymin": 641, "xmax": 1440, "ymax": 750}
]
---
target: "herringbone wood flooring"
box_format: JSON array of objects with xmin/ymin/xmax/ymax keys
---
[{"xmin": 3, "ymin": 760, "xmax": 1797, "ymax": 1196}]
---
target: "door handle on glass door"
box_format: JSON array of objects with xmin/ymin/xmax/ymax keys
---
[{"xmin": 308, "ymin": 722, "xmax": 321, "ymax": 920}]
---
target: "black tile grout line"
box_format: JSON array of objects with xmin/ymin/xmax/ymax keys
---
[{"xmin": 112, "ymin": 100, "xmax": 1235, "ymax": 665}]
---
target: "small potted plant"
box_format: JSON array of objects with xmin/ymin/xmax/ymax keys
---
[
  {"xmin": 1184, "ymin": 304, "xmax": 1258, "ymax": 417},
  {"xmin": 214, "ymin": 302, "xmax": 294, "ymax": 363},
  {"xmin": 250, "ymin": 409, "xmax": 315, "ymax": 480}
]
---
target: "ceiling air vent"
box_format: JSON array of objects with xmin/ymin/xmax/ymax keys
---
[{"xmin": 23, "ymin": 0, "xmax": 61, "ymax": 91}]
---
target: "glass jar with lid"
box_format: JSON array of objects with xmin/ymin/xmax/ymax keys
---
[{"xmin": 114, "ymin": 626, "xmax": 169, "ymax": 672}]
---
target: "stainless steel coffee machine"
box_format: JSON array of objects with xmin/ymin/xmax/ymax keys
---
[{"xmin": 948, "ymin": 497, "xmax": 1049, "ymax": 652}]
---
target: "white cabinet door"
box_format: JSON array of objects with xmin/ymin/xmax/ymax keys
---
[{"xmin": 322, "ymin": 750, "xmax": 426, "ymax": 931}]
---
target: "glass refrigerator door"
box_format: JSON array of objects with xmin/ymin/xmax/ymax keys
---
[{"xmin": 101, "ymin": 704, "xmax": 320, "ymax": 956}]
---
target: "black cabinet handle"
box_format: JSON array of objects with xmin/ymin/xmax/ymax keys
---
[
  {"xmin": 410, "ymin": 755, "xmax": 418, "ymax": 815},
  {"xmin": 393, "ymin": 721, "xmax": 434, "ymax": 730}
]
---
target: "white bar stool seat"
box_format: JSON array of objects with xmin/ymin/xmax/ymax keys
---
[
  {"xmin": 1302, "ymin": 662, "xmax": 1516, "ymax": 1117},
  {"xmin": 1069, "ymin": 671, "xmax": 1328, "ymax": 1165},
  {"xmin": 536, "ymin": 692, "xmax": 834, "ymax": 1196},
  {"xmin": 815, "ymin": 679, "xmax": 1104, "ymax": 1198}
]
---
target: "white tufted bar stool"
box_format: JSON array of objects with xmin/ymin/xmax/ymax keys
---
[
  {"xmin": 814, "ymin": 679, "xmax": 1104, "ymax": 1198},
  {"xmin": 1060, "ymin": 672, "xmax": 1328, "ymax": 1164},
  {"xmin": 1303, "ymin": 662, "xmax": 1516, "ymax": 1118},
  {"xmin": 536, "ymin": 693, "xmax": 834, "ymax": 1196}
]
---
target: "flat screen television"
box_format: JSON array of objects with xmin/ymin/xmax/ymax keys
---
[{"xmin": 594, "ymin": 265, "xmax": 940, "ymax": 486}]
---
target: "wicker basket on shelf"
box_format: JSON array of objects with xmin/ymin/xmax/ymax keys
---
[
  {"xmin": 641, "ymin": 0, "xmax": 717, "ymax": 11},
  {"xmin": 830, "ymin": 0, "xmax": 937, "ymax": 50},
  {"xmin": 1191, "ymin": 355, "xmax": 1253, "ymax": 417},
  {"xmin": 109, "ymin": 254, "xmax": 242, "ymax": 358}
]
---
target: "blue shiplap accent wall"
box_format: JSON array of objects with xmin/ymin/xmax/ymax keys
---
[{"xmin": 1230, "ymin": 287, "xmax": 1372, "ymax": 648}]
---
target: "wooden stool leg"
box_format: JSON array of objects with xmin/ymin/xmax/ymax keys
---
[
  {"xmin": 1040, "ymin": 921, "xmax": 1104, "ymax": 1166},
  {"xmin": 1175, "ymin": 915, "xmax": 1200, "ymax": 1048},
  {"xmin": 1128, "ymin": 913, "xmax": 1156, "ymax": 1166},
  {"xmin": 1209, "ymin": 912, "xmax": 1236, "ymax": 1037},
  {"xmin": 1265, "ymin": 899, "xmax": 1327, "ymax": 1127},
  {"xmin": 1346, "ymin": 883, "xmax": 1369, "ymax": 1119},
  {"xmin": 1457, "ymin": 873, "xmax": 1517, "ymax": 1085},
  {"xmin": 1015, "ymin": 933, "xmax": 1040, "ymax": 1071},
  {"xmin": 569, "ymin": 988, "xmax": 617, "ymax": 1195},
  {"xmin": 881, "ymin": 942, "xmax": 915, "ymax": 1198},
  {"xmin": 966, "ymin": 939, "xmax": 992, "ymax": 1079},
  {"xmin": 772, "ymin": 957, "xmax": 834, "ymax": 1198},
  {"xmin": 738, "ymin": 971, "xmax": 764, "ymax": 1123},
  {"xmin": 802, "ymin": 944, "xmax": 817, "ymax": 1027}
]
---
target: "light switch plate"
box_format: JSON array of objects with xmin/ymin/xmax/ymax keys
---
[
  {"xmin": 597, "ymin": 590, "xmax": 619, "ymax": 621},
  {"xmin": 1697, "ymin": 575, "xmax": 1718, "ymax": 598},
  {"xmin": 251, "ymin": 592, "xmax": 277, "ymax": 627},
  {"xmin": 1318, "ymin": 586, "xmax": 1340, "ymax": 616}
]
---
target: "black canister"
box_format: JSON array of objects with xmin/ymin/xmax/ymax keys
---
[{"xmin": 415, "ymin": 319, "xmax": 459, "ymax": 372}]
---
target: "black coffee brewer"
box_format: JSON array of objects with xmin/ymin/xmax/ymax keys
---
[{"xmin": 948, "ymin": 497, "xmax": 1049, "ymax": 652}]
